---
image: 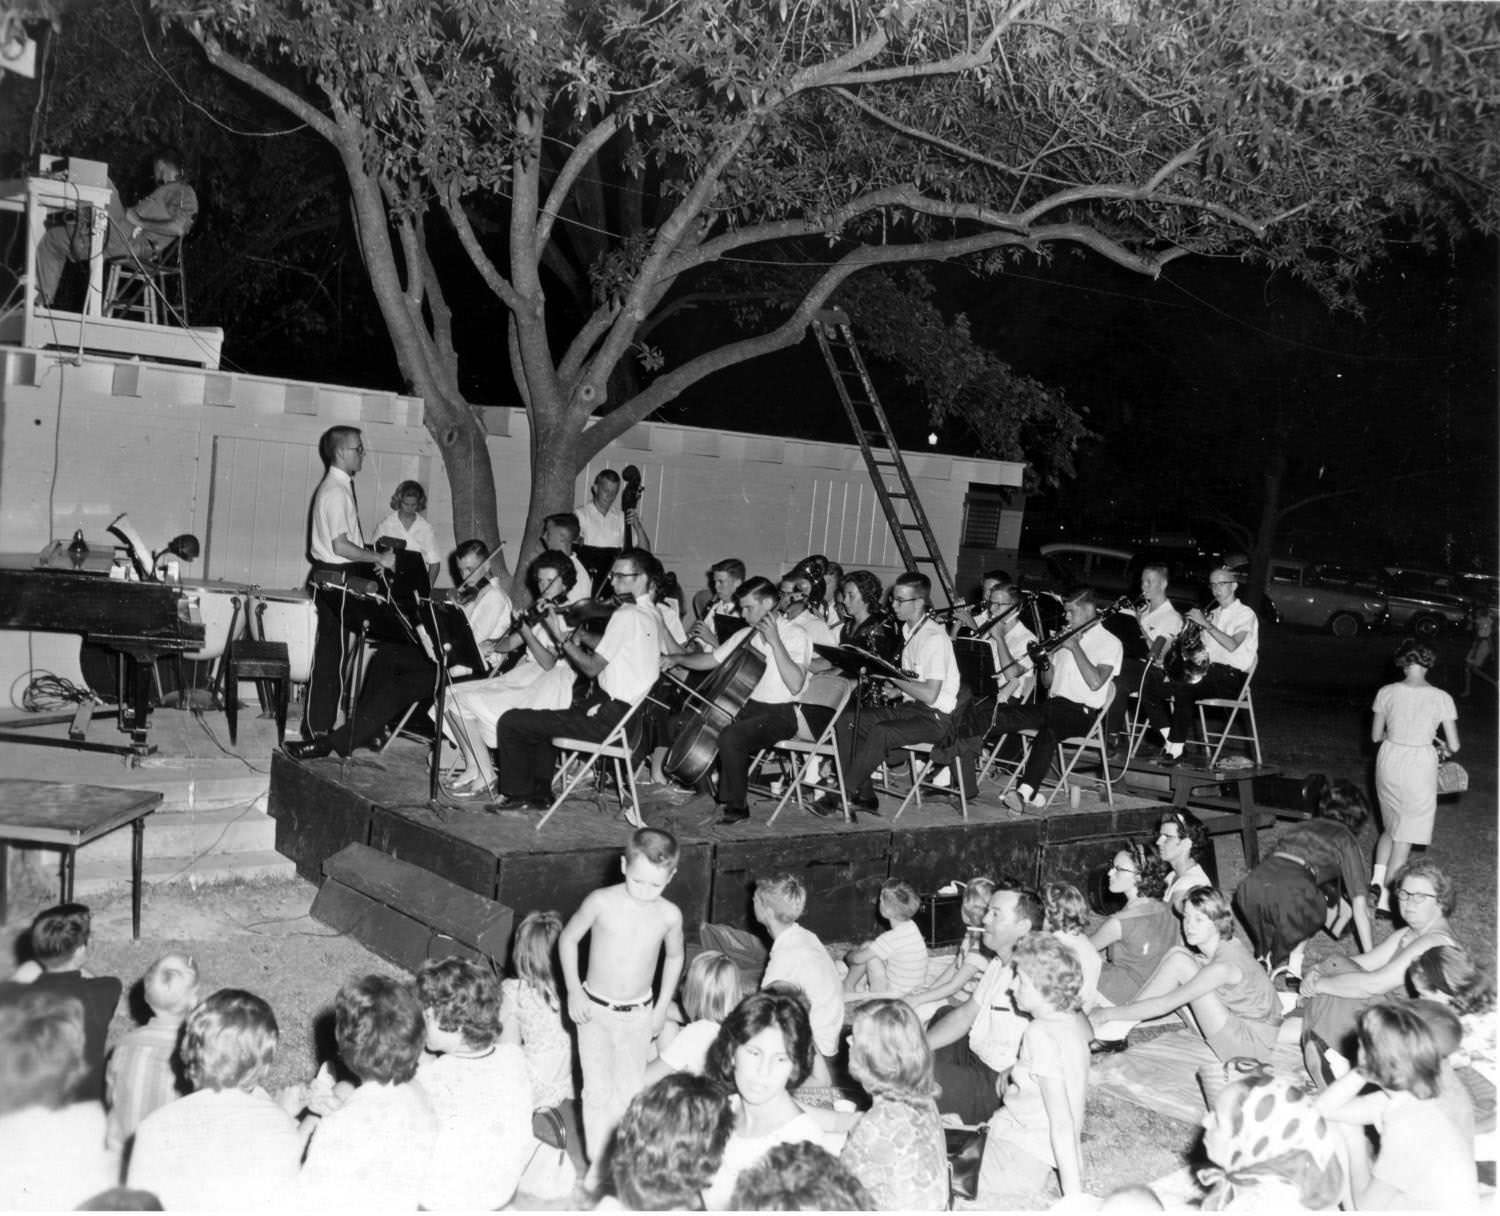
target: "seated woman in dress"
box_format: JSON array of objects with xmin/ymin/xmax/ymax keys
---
[
  {"xmin": 1090, "ymin": 841, "xmax": 1177, "ymax": 1006},
  {"xmin": 839, "ymin": 999, "xmax": 947, "ymax": 1210},
  {"xmin": 700, "ymin": 990, "xmax": 840, "ymax": 1210},
  {"xmin": 443, "ymin": 550, "xmax": 578, "ymax": 796},
  {"xmin": 1091, "ymin": 886, "xmax": 1281, "ymax": 1064},
  {"xmin": 1301, "ymin": 857, "xmax": 1459, "ymax": 1083}
]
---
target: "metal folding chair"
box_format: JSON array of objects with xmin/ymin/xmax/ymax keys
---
[
  {"xmin": 750, "ymin": 674, "xmax": 853, "ymax": 825},
  {"xmin": 536, "ymin": 691, "xmax": 652, "ymax": 831},
  {"xmin": 1195, "ymin": 658, "xmax": 1262, "ymax": 766}
]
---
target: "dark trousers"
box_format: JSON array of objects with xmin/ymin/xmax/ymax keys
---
[
  {"xmin": 715, "ymin": 701, "xmax": 837, "ymax": 808},
  {"xmin": 931, "ymin": 1030, "xmax": 1001, "ymax": 1125},
  {"xmin": 989, "ymin": 696, "xmax": 1097, "ymax": 792},
  {"xmin": 495, "ymin": 686, "xmax": 628, "ymax": 801},
  {"xmin": 835, "ymin": 703, "xmax": 950, "ymax": 799},
  {"xmin": 327, "ymin": 643, "xmax": 434, "ymax": 756},
  {"xmin": 1105, "ymin": 657, "xmax": 1167, "ymax": 739},
  {"xmin": 305, "ymin": 590, "xmax": 348, "ymax": 737},
  {"xmin": 1143, "ymin": 662, "xmax": 1246, "ymax": 741}
]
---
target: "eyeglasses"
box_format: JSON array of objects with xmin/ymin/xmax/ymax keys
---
[
  {"xmin": 891, "ymin": 596, "xmax": 923, "ymax": 604},
  {"xmin": 1109, "ymin": 864, "xmax": 1137, "ymax": 875},
  {"xmin": 342, "ymin": 445, "xmax": 365, "ymax": 454},
  {"xmin": 1209, "ymin": 580, "xmax": 1235, "ymax": 587},
  {"xmin": 610, "ymin": 569, "xmax": 642, "ymax": 580},
  {"xmin": 1396, "ymin": 889, "xmax": 1437, "ymax": 904}
]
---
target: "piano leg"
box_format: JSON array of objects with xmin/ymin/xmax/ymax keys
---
[{"xmin": 118, "ymin": 648, "xmax": 158, "ymax": 755}]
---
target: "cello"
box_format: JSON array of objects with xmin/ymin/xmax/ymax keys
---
[{"xmin": 662, "ymin": 628, "xmax": 767, "ymax": 786}]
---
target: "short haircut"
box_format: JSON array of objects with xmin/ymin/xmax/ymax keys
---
[
  {"xmin": 0, "ymin": 991, "xmax": 86, "ymax": 1115},
  {"xmin": 840, "ymin": 570, "xmax": 884, "ymax": 612},
  {"xmin": 154, "ymin": 146, "xmax": 185, "ymax": 174},
  {"xmin": 894, "ymin": 571, "xmax": 931, "ymax": 604},
  {"xmin": 180, "ymin": 989, "xmax": 279, "ymax": 1092},
  {"xmin": 334, "ymin": 974, "xmax": 425, "ymax": 1085},
  {"xmin": 710, "ymin": 558, "xmax": 746, "ymax": 582},
  {"xmin": 734, "ymin": 576, "xmax": 779, "ymax": 607},
  {"xmin": 880, "ymin": 879, "xmax": 920, "ymax": 921},
  {"xmin": 453, "ymin": 537, "xmax": 489, "ymax": 565},
  {"xmin": 755, "ymin": 873, "xmax": 806, "ymax": 923},
  {"xmin": 416, "ymin": 957, "xmax": 501, "ymax": 1050},
  {"xmin": 1408, "ymin": 945, "xmax": 1495, "ymax": 1016},
  {"xmin": 1391, "ymin": 857, "xmax": 1456, "ymax": 916},
  {"xmin": 1065, "ymin": 584, "xmax": 1099, "ymax": 610},
  {"xmin": 1003, "ymin": 884, "xmax": 1046, "ymax": 933},
  {"xmin": 543, "ymin": 512, "xmax": 580, "ymax": 541},
  {"xmin": 529, "ymin": 549, "xmax": 579, "ymax": 599},
  {"xmin": 981, "ymin": 569, "xmax": 1013, "ymax": 589},
  {"xmin": 626, "ymin": 826, "xmax": 679, "ymax": 869},
  {"xmin": 76, "ymin": 1188, "xmax": 164, "ymax": 1210},
  {"xmin": 682, "ymin": 951, "xmax": 743, "ymax": 1024},
  {"xmin": 319, "ymin": 425, "xmax": 361, "ymax": 466},
  {"xmin": 512, "ymin": 911, "xmax": 563, "ymax": 1011},
  {"xmin": 30, "ymin": 902, "xmax": 91, "ymax": 967},
  {"xmin": 143, "ymin": 953, "xmax": 200, "ymax": 1018},
  {"xmin": 1394, "ymin": 638, "xmax": 1438, "ymax": 671},
  {"xmin": 1140, "ymin": 563, "xmax": 1170, "ymax": 583},
  {"xmin": 1159, "ymin": 809, "xmax": 1210, "ymax": 863},
  {"xmin": 848, "ymin": 997, "xmax": 938, "ymax": 1101},
  {"xmin": 1318, "ymin": 778, "xmax": 1370, "ymax": 832},
  {"xmin": 1357, "ymin": 1001, "xmax": 1442, "ymax": 1100},
  {"xmin": 1121, "ymin": 840, "xmax": 1171, "ymax": 901},
  {"xmin": 615, "ymin": 546, "xmax": 659, "ymax": 592},
  {"xmin": 706, "ymin": 991, "xmax": 815, "ymax": 1091},
  {"xmin": 388, "ymin": 480, "xmax": 427, "ymax": 512},
  {"xmin": 611, "ymin": 1073, "xmax": 734, "ymax": 1210},
  {"xmin": 1209, "ymin": 566, "xmax": 1239, "ymax": 587},
  {"xmin": 1044, "ymin": 882, "xmax": 1090, "ymax": 936},
  {"xmin": 1013, "ymin": 931, "xmax": 1084, "ymax": 1013},
  {"xmin": 1184, "ymin": 885, "xmax": 1235, "ymax": 939},
  {"xmin": 728, "ymin": 1141, "xmax": 873, "ymax": 1210},
  {"xmin": 593, "ymin": 469, "xmax": 622, "ymax": 487},
  {"xmin": 960, "ymin": 877, "xmax": 997, "ymax": 927}
]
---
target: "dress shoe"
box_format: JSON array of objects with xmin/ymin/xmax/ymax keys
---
[
  {"xmin": 715, "ymin": 805, "xmax": 751, "ymax": 827},
  {"xmin": 1089, "ymin": 1037, "xmax": 1128, "ymax": 1055},
  {"xmin": 284, "ymin": 736, "xmax": 334, "ymax": 761},
  {"xmin": 1159, "ymin": 749, "xmax": 1186, "ymax": 767},
  {"xmin": 489, "ymin": 794, "xmax": 544, "ymax": 812}
]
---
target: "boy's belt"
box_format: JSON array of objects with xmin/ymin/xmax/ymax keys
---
[{"xmin": 583, "ymin": 986, "xmax": 652, "ymax": 1012}]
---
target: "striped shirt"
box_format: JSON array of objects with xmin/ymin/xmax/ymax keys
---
[
  {"xmin": 870, "ymin": 920, "xmax": 930, "ymax": 995},
  {"xmin": 106, "ymin": 1018, "xmax": 186, "ymax": 1149}
]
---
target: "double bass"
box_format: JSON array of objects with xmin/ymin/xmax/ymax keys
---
[{"xmin": 662, "ymin": 627, "xmax": 767, "ymax": 786}]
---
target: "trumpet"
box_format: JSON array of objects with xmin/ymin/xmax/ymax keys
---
[
  {"xmin": 930, "ymin": 601, "xmax": 982, "ymax": 622},
  {"xmin": 998, "ymin": 595, "xmax": 1134, "ymax": 677}
]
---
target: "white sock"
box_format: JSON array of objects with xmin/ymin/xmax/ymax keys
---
[
  {"xmin": 1371, "ymin": 863, "xmax": 1388, "ymax": 889},
  {"xmin": 1163, "ymin": 740, "xmax": 1183, "ymax": 758}
]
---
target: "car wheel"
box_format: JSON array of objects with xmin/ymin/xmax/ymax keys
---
[
  {"xmin": 1411, "ymin": 613, "xmax": 1442, "ymax": 639},
  {"xmin": 1329, "ymin": 612, "xmax": 1360, "ymax": 639}
]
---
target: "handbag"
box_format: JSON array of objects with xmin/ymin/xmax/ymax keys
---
[
  {"xmin": 945, "ymin": 1126, "xmax": 987, "ymax": 1203},
  {"xmin": 1436, "ymin": 759, "xmax": 1468, "ymax": 796}
]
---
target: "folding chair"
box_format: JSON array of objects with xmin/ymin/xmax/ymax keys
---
[
  {"xmin": 750, "ymin": 674, "xmax": 853, "ymax": 825},
  {"xmin": 992, "ymin": 684, "xmax": 1117, "ymax": 809},
  {"xmin": 894, "ymin": 741, "xmax": 968, "ymax": 821},
  {"xmin": 1194, "ymin": 658, "xmax": 1262, "ymax": 766},
  {"xmin": 974, "ymin": 650, "xmax": 1036, "ymax": 789},
  {"xmin": 536, "ymin": 691, "xmax": 651, "ymax": 831}
]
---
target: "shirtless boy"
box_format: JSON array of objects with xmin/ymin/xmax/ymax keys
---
[{"xmin": 559, "ymin": 827, "xmax": 686, "ymax": 1177}]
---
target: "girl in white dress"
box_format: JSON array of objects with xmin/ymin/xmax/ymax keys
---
[{"xmin": 1370, "ymin": 639, "xmax": 1459, "ymax": 910}]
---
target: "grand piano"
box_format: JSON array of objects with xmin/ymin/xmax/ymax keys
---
[{"xmin": 0, "ymin": 542, "xmax": 204, "ymax": 756}]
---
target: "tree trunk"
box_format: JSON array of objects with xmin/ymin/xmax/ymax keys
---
[{"xmin": 1249, "ymin": 448, "xmax": 1286, "ymax": 612}]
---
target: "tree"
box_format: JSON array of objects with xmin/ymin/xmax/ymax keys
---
[{"xmin": 144, "ymin": 0, "xmax": 1497, "ymax": 579}]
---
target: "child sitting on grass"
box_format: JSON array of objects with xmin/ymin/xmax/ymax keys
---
[
  {"xmin": 105, "ymin": 952, "xmax": 199, "ymax": 1150},
  {"xmin": 416, "ymin": 956, "xmax": 535, "ymax": 1210},
  {"xmin": 755, "ymin": 873, "xmax": 845, "ymax": 1082},
  {"xmin": 127, "ymin": 988, "xmax": 301, "ymax": 1210},
  {"xmin": 1045, "ymin": 882, "xmax": 1103, "ymax": 1012},
  {"xmin": 844, "ymin": 879, "xmax": 928, "ymax": 997},
  {"xmin": 904, "ymin": 877, "xmax": 995, "ymax": 1024},
  {"xmin": 299, "ymin": 974, "xmax": 437, "ymax": 1210},
  {"xmin": 647, "ymin": 949, "xmax": 742, "ymax": 1084}
]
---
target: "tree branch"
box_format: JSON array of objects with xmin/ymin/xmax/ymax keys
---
[
  {"xmin": 821, "ymin": 1, "xmax": 1031, "ymax": 87},
  {"xmin": 439, "ymin": 184, "xmax": 525, "ymax": 312},
  {"xmin": 536, "ymin": 114, "xmax": 622, "ymax": 250},
  {"xmin": 186, "ymin": 24, "xmax": 338, "ymax": 142}
]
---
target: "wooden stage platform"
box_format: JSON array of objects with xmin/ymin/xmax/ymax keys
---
[{"xmin": 267, "ymin": 739, "xmax": 1250, "ymax": 951}]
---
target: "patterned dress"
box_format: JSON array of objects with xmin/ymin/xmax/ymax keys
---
[
  {"xmin": 500, "ymin": 978, "xmax": 575, "ymax": 1108},
  {"xmin": 840, "ymin": 1095, "xmax": 948, "ymax": 1210}
]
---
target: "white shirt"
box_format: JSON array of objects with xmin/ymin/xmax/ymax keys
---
[
  {"xmin": 576, "ymin": 500, "xmax": 625, "ymax": 547},
  {"xmin": 1165, "ymin": 862, "xmax": 1212, "ymax": 908},
  {"xmin": 299, "ymin": 1079, "xmax": 438, "ymax": 1211},
  {"xmin": 900, "ymin": 616, "xmax": 961, "ymax": 715},
  {"xmin": 1048, "ymin": 621, "xmax": 1123, "ymax": 709},
  {"xmin": 417, "ymin": 1044, "xmax": 536, "ymax": 1211},
  {"xmin": 372, "ymin": 511, "xmax": 441, "ymax": 571},
  {"xmin": 1, "ymin": 1103, "xmax": 118, "ymax": 1210},
  {"xmin": 713, "ymin": 618, "xmax": 812, "ymax": 705},
  {"xmin": 596, "ymin": 600, "xmax": 662, "ymax": 704},
  {"xmin": 1138, "ymin": 599, "xmax": 1184, "ymax": 645},
  {"xmin": 657, "ymin": 600, "xmax": 689, "ymax": 648},
  {"xmin": 968, "ymin": 958, "xmax": 1026, "ymax": 1074},
  {"xmin": 1206, "ymin": 598, "xmax": 1258, "ymax": 671},
  {"xmin": 763, "ymin": 923, "xmax": 845, "ymax": 1058},
  {"xmin": 788, "ymin": 609, "xmax": 837, "ymax": 650},
  {"xmin": 563, "ymin": 552, "xmax": 592, "ymax": 603},
  {"xmin": 309, "ymin": 467, "xmax": 362, "ymax": 564},
  {"xmin": 991, "ymin": 619, "xmax": 1037, "ymax": 700}
]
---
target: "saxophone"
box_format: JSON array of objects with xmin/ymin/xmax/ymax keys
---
[{"xmin": 1163, "ymin": 615, "xmax": 1211, "ymax": 684}]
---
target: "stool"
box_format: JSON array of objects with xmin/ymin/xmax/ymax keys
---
[
  {"xmin": 102, "ymin": 237, "xmax": 187, "ymax": 326},
  {"xmin": 224, "ymin": 637, "xmax": 291, "ymax": 746}
]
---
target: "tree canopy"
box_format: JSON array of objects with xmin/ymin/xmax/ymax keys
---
[{"xmin": 130, "ymin": 0, "xmax": 1500, "ymax": 574}]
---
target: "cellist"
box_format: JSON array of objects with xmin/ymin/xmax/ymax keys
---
[{"xmin": 661, "ymin": 576, "xmax": 814, "ymax": 826}]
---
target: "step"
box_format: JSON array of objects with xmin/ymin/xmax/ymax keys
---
[
  {"xmin": 62, "ymin": 802, "xmax": 278, "ymax": 866},
  {"xmin": 69, "ymin": 848, "xmax": 297, "ymax": 898}
]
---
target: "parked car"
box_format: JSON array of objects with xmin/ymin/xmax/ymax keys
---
[
  {"xmin": 1316, "ymin": 565, "xmax": 1469, "ymax": 637},
  {"xmin": 1384, "ymin": 565, "xmax": 1497, "ymax": 619},
  {"xmin": 1230, "ymin": 557, "xmax": 1388, "ymax": 637},
  {"xmin": 1035, "ymin": 542, "xmax": 1208, "ymax": 611}
]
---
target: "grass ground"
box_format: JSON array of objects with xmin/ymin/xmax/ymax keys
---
[{"xmin": 7, "ymin": 624, "xmax": 1494, "ymax": 1206}]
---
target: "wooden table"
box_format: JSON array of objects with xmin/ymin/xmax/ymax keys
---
[
  {"xmin": 1125, "ymin": 760, "xmax": 1298, "ymax": 868},
  {"xmin": 0, "ymin": 780, "xmax": 160, "ymax": 938}
]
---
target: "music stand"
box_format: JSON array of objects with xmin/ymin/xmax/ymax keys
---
[
  {"xmin": 416, "ymin": 596, "xmax": 485, "ymax": 803},
  {"xmin": 1102, "ymin": 607, "xmax": 1149, "ymax": 663},
  {"xmin": 813, "ymin": 643, "xmax": 909, "ymax": 682}
]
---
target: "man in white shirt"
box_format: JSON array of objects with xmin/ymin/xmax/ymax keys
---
[
  {"xmin": 978, "ymin": 581, "xmax": 1037, "ymax": 705},
  {"xmin": 1147, "ymin": 567, "xmax": 1259, "ymax": 764},
  {"xmin": 540, "ymin": 512, "xmax": 594, "ymax": 604},
  {"xmin": 778, "ymin": 571, "xmax": 837, "ymax": 649},
  {"xmin": 756, "ymin": 874, "xmax": 845, "ymax": 1079},
  {"xmin": 664, "ymin": 577, "xmax": 813, "ymax": 826},
  {"xmin": 990, "ymin": 586, "xmax": 1122, "ymax": 813},
  {"xmin": 819, "ymin": 572, "xmax": 960, "ymax": 819},
  {"xmin": 302, "ymin": 425, "xmax": 396, "ymax": 739},
  {"xmin": 688, "ymin": 558, "xmax": 746, "ymax": 651},
  {"xmin": 1105, "ymin": 563, "xmax": 1183, "ymax": 748},
  {"xmin": 492, "ymin": 549, "xmax": 662, "ymax": 810}
]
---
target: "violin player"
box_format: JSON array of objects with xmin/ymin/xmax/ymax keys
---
[{"xmin": 990, "ymin": 586, "xmax": 1122, "ymax": 814}]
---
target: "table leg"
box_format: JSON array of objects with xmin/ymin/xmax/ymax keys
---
[
  {"xmin": 1238, "ymin": 779, "xmax": 1260, "ymax": 868},
  {"xmin": 132, "ymin": 817, "xmax": 144, "ymax": 940}
]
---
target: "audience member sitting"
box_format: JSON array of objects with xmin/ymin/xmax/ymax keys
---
[
  {"xmin": 1197, "ymin": 1073, "xmax": 1345, "ymax": 1211},
  {"xmin": 647, "ymin": 950, "xmax": 742, "ymax": 1084},
  {"xmin": 1046, "ymin": 882, "xmax": 1103, "ymax": 1011},
  {"xmin": 1315, "ymin": 1000, "xmax": 1478, "ymax": 1211},
  {"xmin": 839, "ymin": 998, "xmax": 947, "ymax": 1210},
  {"xmin": 603, "ymin": 1073, "xmax": 734, "ymax": 1210},
  {"xmin": 844, "ymin": 879, "xmax": 928, "ymax": 996},
  {"xmin": 299, "ymin": 974, "xmax": 438, "ymax": 1210},
  {"xmin": 1409, "ymin": 944, "xmax": 1496, "ymax": 1084},
  {"xmin": 415, "ymin": 956, "xmax": 536, "ymax": 1210},
  {"xmin": 976, "ymin": 932, "xmax": 1092, "ymax": 1208},
  {"xmin": 1090, "ymin": 842, "xmax": 1177, "ymax": 1005},
  {"xmin": 729, "ymin": 1140, "xmax": 874, "ymax": 1210},
  {"xmin": 700, "ymin": 990, "xmax": 840, "ymax": 1210},
  {"xmin": 1092, "ymin": 886, "xmax": 1281, "ymax": 1065},
  {"xmin": 1156, "ymin": 811, "xmax": 1213, "ymax": 909},
  {"xmin": 754, "ymin": 874, "xmax": 845, "ymax": 1082},
  {"xmin": 0, "ymin": 901, "xmax": 121, "ymax": 1103},
  {"xmin": 1300, "ymin": 857, "xmax": 1458, "ymax": 1083},
  {"xmin": 105, "ymin": 951, "xmax": 199, "ymax": 1151},
  {"xmin": 127, "ymin": 988, "xmax": 301, "ymax": 1209},
  {"xmin": 0, "ymin": 991, "xmax": 117, "ymax": 1209},
  {"xmin": 904, "ymin": 876, "xmax": 994, "ymax": 1023}
]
